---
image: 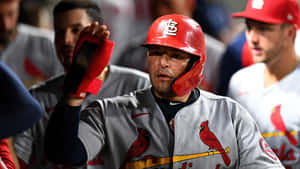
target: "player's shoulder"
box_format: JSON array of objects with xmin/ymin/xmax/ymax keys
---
[
  {"xmin": 198, "ymin": 89, "xmax": 250, "ymax": 117},
  {"xmin": 109, "ymin": 65, "xmax": 149, "ymax": 80},
  {"xmin": 231, "ymin": 63, "xmax": 264, "ymax": 83},
  {"xmin": 29, "ymin": 73, "xmax": 65, "ymax": 94},
  {"xmin": 17, "ymin": 24, "xmax": 54, "ymax": 41},
  {"xmin": 199, "ymin": 89, "xmax": 245, "ymax": 109},
  {"xmin": 199, "ymin": 89, "xmax": 236, "ymax": 103}
]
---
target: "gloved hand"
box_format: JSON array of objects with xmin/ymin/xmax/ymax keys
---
[{"xmin": 64, "ymin": 22, "xmax": 114, "ymax": 98}]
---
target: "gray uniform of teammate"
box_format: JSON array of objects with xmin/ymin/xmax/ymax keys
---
[
  {"xmin": 75, "ymin": 88, "xmax": 283, "ymax": 169},
  {"xmin": 228, "ymin": 63, "xmax": 300, "ymax": 169},
  {"xmin": 0, "ymin": 24, "xmax": 63, "ymax": 87},
  {"xmin": 13, "ymin": 65, "xmax": 150, "ymax": 169}
]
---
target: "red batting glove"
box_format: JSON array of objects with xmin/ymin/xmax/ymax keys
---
[{"xmin": 64, "ymin": 25, "xmax": 114, "ymax": 98}]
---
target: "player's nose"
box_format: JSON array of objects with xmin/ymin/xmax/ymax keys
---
[
  {"xmin": 158, "ymin": 54, "xmax": 170, "ymax": 68},
  {"xmin": 246, "ymin": 29, "xmax": 260, "ymax": 44},
  {"xmin": 63, "ymin": 30, "xmax": 75, "ymax": 46}
]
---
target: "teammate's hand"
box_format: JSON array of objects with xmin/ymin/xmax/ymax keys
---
[
  {"xmin": 63, "ymin": 22, "xmax": 115, "ymax": 99},
  {"xmin": 82, "ymin": 22, "xmax": 110, "ymax": 41}
]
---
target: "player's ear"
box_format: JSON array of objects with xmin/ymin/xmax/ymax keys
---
[{"xmin": 286, "ymin": 24, "xmax": 297, "ymax": 42}]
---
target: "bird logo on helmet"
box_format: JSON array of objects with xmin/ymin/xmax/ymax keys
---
[{"xmin": 143, "ymin": 14, "xmax": 206, "ymax": 96}]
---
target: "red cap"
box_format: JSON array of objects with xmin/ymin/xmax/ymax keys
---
[{"xmin": 232, "ymin": 0, "xmax": 300, "ymax": 27}]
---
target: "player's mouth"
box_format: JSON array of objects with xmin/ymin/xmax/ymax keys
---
[
  {"xmin": 157, "ymin": 72, "xmax": 172, "ymax": 80},
  {"xmin": 62, "ymin": 48, "xmax": 74, "ymax": 57},
  {"xmin": 250, "ymin": 47, "xmax": 263, "ymax": 56}
]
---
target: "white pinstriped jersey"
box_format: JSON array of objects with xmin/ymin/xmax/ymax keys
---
[
  {"xmin": 13, "ymin": 65, "xmax": 150, "ymax": 169},
  {"xmin": 228, "ymin": 63, "xmax": 300, "ymax": 169},
  {"xmin": 77, "ymin": 88, "xmax": 284, "ymax": 169},
  {"xmin": 0, "ymin": 24, "xmax": 63, "ymax": 88}
]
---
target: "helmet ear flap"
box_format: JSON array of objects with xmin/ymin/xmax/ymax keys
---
[{"xmin": 172, "ymin": 55, "xmax": 206, "ymax": 96}]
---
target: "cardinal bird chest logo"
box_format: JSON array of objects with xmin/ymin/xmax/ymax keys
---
[
  {"xmin": 163, "ymin": 19, "xmax": 178, "ymax": 36},
  {"xmin": 199, "ymin": 121, "xmax": 231, "ymax": 167},
  {"xmin": 270, "ymin": 104, "xmax": 298, "ymax": 146}
]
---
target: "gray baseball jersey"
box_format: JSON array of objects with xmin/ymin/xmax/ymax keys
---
[
  {"xmin": 13, "ymin": 65, "xmax": 150, "ymax": 169},
  {"xmin": 77, "ymin": 88, "xmax": 284, "ymax": 169},
  {"xmin": 228, "ymin": 63, "xmax": 300, "ymax": 169},
  {"xmin": 0, "ymin": 24, "xmax": 63, "ymax": 88}
]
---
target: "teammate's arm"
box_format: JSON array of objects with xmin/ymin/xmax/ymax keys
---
[
  {"xmin": 44, "ymin": 100, "xmax": 87, "ymax": 165},
  {"xmin": 45, "ymin": 22, "xmax": 113, "ymax": 165},
  {"xmin": 0, "ymin": 61, "xmax": 43, "ymax": 139}
]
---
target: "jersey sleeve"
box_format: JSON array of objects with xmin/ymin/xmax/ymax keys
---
[
  {"xmin": 78, "ymin": 101, "xmax": 106, "ymax": 161},
  {"xmin": 232, "ymin": 102, "xmax": 284, "ymax": 169},
  {"xmin": 13, "ymin": 128, "xmax": 34, "ymax": 165},
  {"xmin": 44, "ymin": 102, "xmax": 87, "ymax": 165}
]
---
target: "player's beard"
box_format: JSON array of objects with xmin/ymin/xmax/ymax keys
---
[
  {"xmin": 255, "ymin": 41, "xmax": 284, "ymax": 66},
  {"xmin": 150, "ymin": 74, "xmax": 178, "ymax": 99},
  {"xmin": 152, "ymin": 84, "xmax": 177, "ymax": 98}
]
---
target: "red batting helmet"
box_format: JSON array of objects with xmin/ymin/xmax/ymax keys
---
[{"xmin": 143, "ymin": 14, "xmax": 206, "ymax": 96}]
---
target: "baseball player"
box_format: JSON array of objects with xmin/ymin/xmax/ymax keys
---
[
  {"xmin": 228, "ymin": 0, "xmax": 300, "ymax": 168},
  {"xmin": 0, "ymin": 0, "xmax": 63, "ymax": 88},
  {"xmin": 116, "ymin": 0, "xmax": 225, "ymax": 93},
  {"xmin": 12, "ymin": 1, "xmax": 150, "ymax": 169},
  {"xmin": 218, "ymin": 25, "xmax": 300, "ymax": 96},
  {"xmin": 44, "ymin": 14, "xmax": 284, "ymax": 169}
]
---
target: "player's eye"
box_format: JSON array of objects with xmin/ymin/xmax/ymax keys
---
[
  {"xmin": 149, "ymin": 50, "xmax": 163, "ymax": 56},
  {"xmin": 246, "ymin": 24, "xmax": 251, "ymax": 31},
  {"xmin": 170, "ymin": 54, "xmax": 183, "ymax": 59},
  {"xmin": 72, "ymin": 28, "xmax": 82, "ymax": 34}
]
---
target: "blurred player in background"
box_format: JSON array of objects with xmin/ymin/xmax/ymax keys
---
[
  {"xmin": 0, "ymin": 0, "xmax": 63, "ymax": 88},
  {"xmin": 228, "ymin": 0, "xmax": 300, "ymax": 168}
]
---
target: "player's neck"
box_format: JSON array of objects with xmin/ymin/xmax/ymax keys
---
[
  {"xmin": 153, "ymin": 90, "xmax": 192, "ymax": 103},
  {"xmin": 263, "ymin": 49, "xmax": 299, "ymax": 88}
]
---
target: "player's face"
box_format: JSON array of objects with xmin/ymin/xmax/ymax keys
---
[
  {"xmin": 147, "ymin": 46, "xmax": 192, "ymax": 99},
  {"xmin": 54, "ymin": 9, "xmax": 91, "ymax": 71},
  {"xmin": 245, "ymin": 19, "xmax": 289, "ymax": 65},
  {"xmin": 0, "ymin": 0, "xmax": 19, "ymax": 47}
]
